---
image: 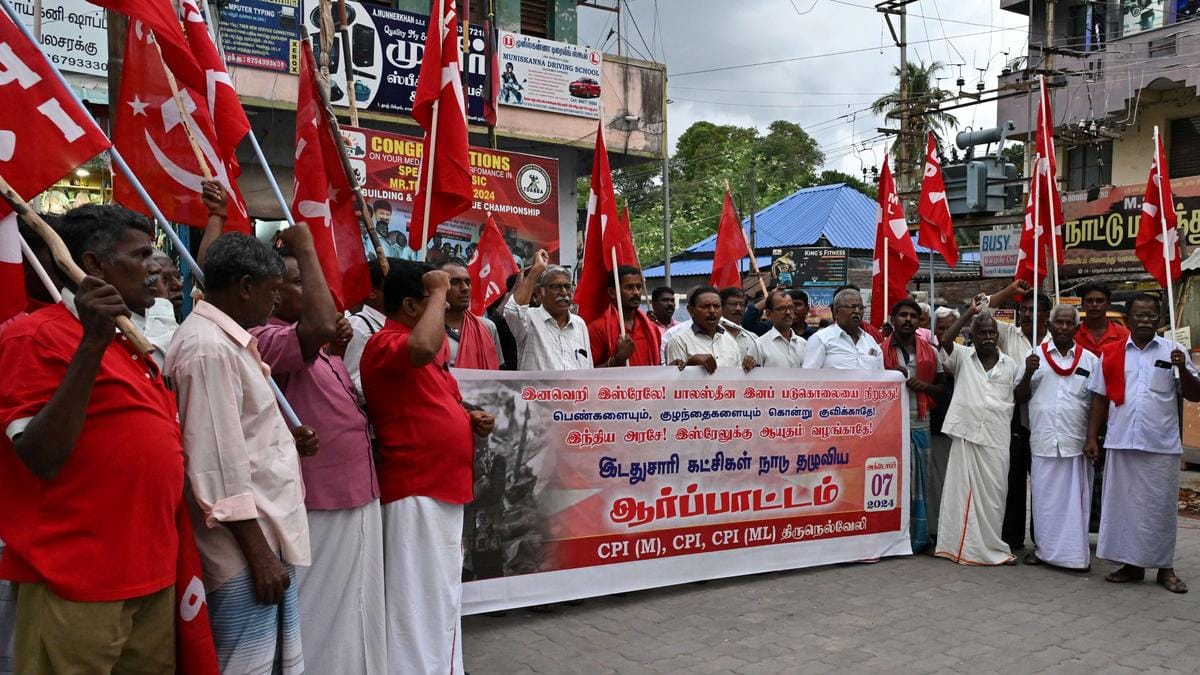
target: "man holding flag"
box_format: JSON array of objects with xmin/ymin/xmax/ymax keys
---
[{"xmin": 588, "ymin": 265, "xmax": 661, "ymax": 367}]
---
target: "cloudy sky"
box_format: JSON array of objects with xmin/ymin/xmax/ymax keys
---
[{"xmin": 578, "ymin": 0, "xmax": 1031, "ymax": 177}]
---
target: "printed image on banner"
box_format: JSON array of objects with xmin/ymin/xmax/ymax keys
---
[
  {"xmin": 301, "ymin": 0, "xmax": 487, "ymax": 122},
  {"xmin": 12, "ymin": 0, "xmax": 107, "ymax": 76},
  {"xmin": 219, "ymin": 0, "xmax": 301, "ymax": 74},
  {"xmin": 770, "ymin": 247, "xmax": 848, "ymax": 288},
  {"xmin": 979, "ymin": 227, "xmax": 1020, "ymax": 278},
  {"xmin": 341, "ymin": 125, "xmax": 558, "ymax": 264},
  {"xmin": 498, "ymin": 30, "xmax": 602, "ymax": 119},
  {"xmin": 1061, "ymin": 175, "xmax": 1200, "ymax": 278},
  {"xmin": 456, "ymin": 368, "xmax": 910, "ymax": 614}
]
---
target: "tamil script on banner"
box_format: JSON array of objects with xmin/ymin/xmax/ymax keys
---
[
  {"xmin": 11, "ymin": 0, "xmax": 107, "ymax": 76},
  {"xmin": 299, "ymin": 0, "xmax": 487, "ymax": 122},
  {"xmin": 980, "ymin": 227, "xmax": 1019, "ymax": 278},
  {"xmin": 456, "ymin": 367, "xmax": 911, "ymax": 614},
  {"xmin": 220, "ymin": 0, "xmax": 300, "ymax": 74},
  {"xmin": 1062, "ymin": 175, "xmax": 1200, "ymax": 278},
  {"xmin": 341, "ymin": 125, "xmax": 558, "ymax": 261},
  {"xmin": 498, "ymin": 31, "xmax": 602, "ymax": 119}
]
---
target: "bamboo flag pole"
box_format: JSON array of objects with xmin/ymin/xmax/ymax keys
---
[
  {"xmin": 304, "ymin": 38, "xmax": 388, "ymax": 272},
  {"xmin": 0, "ymin": 176, "xmax": 153, "ymax": 353},
  {"xmin": 335, "ymin": 0, "xmax": 359, "ymax": 126},
  {"xmin": 1154, "ymin": 125, "xmax": 1179, "ymax": 341},
  {"xmin": 725, "ymin": 179, "xmax": 769, "ymax": 299},
  {"xmin": 610, "ymin": 247, "xmax": 625, "ymax": 337},
  {"xmin": 150, "ymin": 35, "xmax": 214, "ymax": 182},
  {"xmin": 416, "ymin": 0, "xmax": 444, "ymax": 263}
]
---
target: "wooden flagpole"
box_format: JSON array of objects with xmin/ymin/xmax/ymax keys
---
[
  {"xmin": 0, "ymin": 176, "xmax": 153, "ymax": 354},
  {"xmin": 335, "ymin": 0, "xmax": 359, "ymax": 126},
  {"xmin": 150, "ymin": 34, "xmax": 214, "ymax": 182},
  {"xmin": 1154, "ymin": 125, "xmax": 1179, "ymax": 340},
  {"xmin": 19, "ymin": 234, "xmax": 62, "ymax": 303},
  {"xmin": 1040, "ymin": 76, "xmax": 1061, "ymax": 305},
  {"xmin": 610, "ymin": 248, "xmax": 625, "ymax": 337}
]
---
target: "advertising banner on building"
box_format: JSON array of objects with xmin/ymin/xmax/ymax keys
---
[
  {"xmin": 299, "ymin": 1, "xmax": 487, "ymax": 121},
  {"xmin": 1061, "ymin": 175, "xmax": 1200, "ymax": 279},
  {"xmin": 770, "ymin": 247, "xmax": 849, "ymax": 288},
  {"xmin": 341, "ymin": 125, "xmax": 558, "ymax": 262},
  {"xmin": 219, "ymin": 0, "xmax": 301, "ymax": 74},
  {"xmin": 497, "ymin": 31, "xmax": 602, "ymax": 119},
  {"xmin": 1120, "ymin": 0, "xmax": 1165, "ymax": 36},
  {"xmin": 457, "ymin": 368, "xmax": 911, "ymax": 614},
  {"xmin": 12, "ymin": 0, "xmax": 107, "ymax": 76},
  {"xmin": 979, "ymin": 227, "xmax": 1020, "ymax": 278}
]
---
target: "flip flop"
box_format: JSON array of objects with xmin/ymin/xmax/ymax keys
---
[
  {"xmin": 1104, "ymin": 566, "xmax": 1145, "ymax": 583},
  {"xmin": 1157, "ymin": 574, "xmax": 1188, "ymax": 594}
]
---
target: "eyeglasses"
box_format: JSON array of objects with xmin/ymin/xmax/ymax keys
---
[
  {"xmin": 1131, "ymin": 313, "xmax": 1160, "ymax": 321},
  {"xmin": 543, "ymin": 283, "xmax": 572, "ymax": 292},
  {"xmin": 835, "ymin": 304, "xmax": 865, "ymax": 312}
]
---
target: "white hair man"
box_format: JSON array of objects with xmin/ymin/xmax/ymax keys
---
[
  {"xmin": 503, "ymin": 250, "xmax": 593, "ymax": 371},
  {"xmin": 801, "ymin": 288, "xmax": 883, "ymax": 370},
  {"xmin": 1015, "ymin": 304, "xmax": 1099, "ymax": 571}
]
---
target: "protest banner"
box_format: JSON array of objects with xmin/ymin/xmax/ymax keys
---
[
  {"xmin": 456, "ymin": 367, "xmax": 911, "ymax": 614},
  {"xmin": 1061, "ymin": 175, "xmax": 1200, "ymax": 278},
  {"xmin": 497, "ymin": 30, "xmax": 602, "ymax": 119},
  {"xmin": 340, "ymin": 124, "xmax": 558, "ymax": 261}
]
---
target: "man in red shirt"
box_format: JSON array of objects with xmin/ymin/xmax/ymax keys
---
[
  {"xmin": 0, "ymin": 205, "xmax": 183, "ymax": 672},
  {"xmin": 588, "ymin": 265, "xmax": 662, "ymax": 367},
  {"xmin": 361, "ymin": 260, "xmax": 495, "ymax": 675}
]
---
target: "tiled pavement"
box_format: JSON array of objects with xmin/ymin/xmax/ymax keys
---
[{"xmin": 464, "ymin": 502, "xmax": 1200, "ymax": 673}]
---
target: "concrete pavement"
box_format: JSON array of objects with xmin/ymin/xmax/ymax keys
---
[{"xmin": 464, "ymin": 512, "xmax": 1200, "ymax": 673}]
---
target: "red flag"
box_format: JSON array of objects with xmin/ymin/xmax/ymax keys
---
[
  {"xmin": 871, "ymin": 156, "xmax": 919, "ymax": 327},
  {"xmin": 1136, "ymin": 131, "xmax": 1182, "ymax": 289},
  {"xmin": 468, "ymin": 215, "xmax": 518, "ymax": 315},
  {"xmin": 0, "ymin": 11, "xmax": 111, "ymax": 220},
  {"xmin": 409, "ymin": 0, "xmax": 472, "ymax": 251},
  {"xmin": 710, "ymin": 190, "xmax": 748, "ymax": 290},
  {"xmin": 1015, "ymin": 79, "xmax": 1064, "ymax": 286},
  {"xmin": 574, "ymin": 121, "xmax": 628, "ymax": 323},
  {"xmin": 0, "ymin": 215, "xmax": 23, "ymax": 324},
  {"xmin": 174, "ymin": 502, "xmax": 219, "ymax": 675},
  {"xmin": 112, "ymin": 23, "xmax": 250, "ymax": 232},
  {"xmin": 293, "ymin": 41, "xmax": 371, "ymax": 311},
  {"xmin": 86, "ymin": 0, "xmax": 206, "ymax": 94},
  {"xmin": 179, "ymin": 0, "xmax": 250, "ymax": 166},
  {"xmin": 917, "ymin": 132, "xmax": 957, "ymax": 267},
  {"xmin": 604, "ymin": 203, "xmax": 638, "ymax": 271}
]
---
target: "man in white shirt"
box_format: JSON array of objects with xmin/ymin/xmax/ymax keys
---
[
  {"xmin": 752, "ymin": 289, "xmax": 806, "ymax": 368},
  {"xmin": 934, "ymin": 298, "xmax": 1019, "ymax": 566},
  {"xmin": 1085, "ymin": 294, "xmax": 1200, "ymax": 593},
  {"xmin": 665, "ymin": 286, "xmax": 753, "ymax": 374},
  {"xmin": 1015, "ymin": 305, "xmax": 1099, "ymax": 571},
  {"xmin": 502, "ymin": 250, "xmax": 592, "ymax": 371},
  {"xmin": 802, "ymin": 288, "xmax": 883, "ymax": 370}
]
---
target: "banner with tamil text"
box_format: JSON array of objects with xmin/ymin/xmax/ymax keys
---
[{"xmin": 457, "ymin": 367, "xmax": 911, "ymax": 614}]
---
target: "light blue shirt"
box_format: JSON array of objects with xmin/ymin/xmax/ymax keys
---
[{"xmin": 1087, "ymin": 336, "xmax": 1197, "ymax": 455}]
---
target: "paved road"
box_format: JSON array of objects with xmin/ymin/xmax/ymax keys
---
[{"xmin": 464, "ymin": 509, "xmax": 1200, "ymax": 673}]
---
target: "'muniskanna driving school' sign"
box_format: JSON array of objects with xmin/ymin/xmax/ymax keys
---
[{"xmin": 456, "ymin": 367, "xmax": 911, "ymax": 614}]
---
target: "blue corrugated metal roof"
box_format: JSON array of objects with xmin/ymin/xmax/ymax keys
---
[
  {"xmin": 643, "ymin": 256, "xmax": 772, "ymax": 279},
  {"xmin": 684, "ymin": 183, "xmax": 933, "ymax": 254}
]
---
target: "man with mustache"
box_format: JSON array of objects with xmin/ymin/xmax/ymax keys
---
[
  {"xmin": 503, "ymin": 249, "xmax": 593, "ymax": 370},
  {"xmin": 588, "ymin": 265, "xmax": 661, "ymax": 367},
  {"xmin": 1085, "ymin": 294, "xmax": 1200, "ymax": 593},
  {"xmin": 802, "ymin": 288, "xmax": 884, "ymax": 370},
  {"xmin": 441, "ymin": 261, "xmax": 503, "ymax": 369},
  {"xmin": 934, "ymin": 296, "xmax": 1019, "ymax": 566},
  {"xmin": 1015, "ymin": 305, "xmax": 1099, "ymax": 571},
  {"xmin": 0, "ymin": 205, "xmax": 183, "ymax": 672},
  {"xmin": 882, "ymin": 298, "xmax": 945, "ymax": 553},
  {"xmin": 665, "ymin": 286, "xmax": 754, "ymax": 374}
]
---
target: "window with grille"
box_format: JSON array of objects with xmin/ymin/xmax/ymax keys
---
[
  {"xmin": 1169, "ymin": 117, "xmax": 1200, "ymax": 179},
  {"xmin": 1066, "ymin": 142, "xmax": 1112, "ymax": 191}
]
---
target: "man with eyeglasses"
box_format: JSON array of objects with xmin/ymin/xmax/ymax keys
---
[
  {"xmin": 718, "ymin": 287, "xmax": 758, "ymax": 358},
  {"xmin": 1085, "ymin": 293, "xmax": 1200, "ymax": 593},
  {"xmin": 801, "ymin": 288, "xmax": 884, "ymax": 370},
  {"xmin": 751, "ymin": 289, "xmax": 806, "ymax": 368},
  {"xmin": 502, "ymin": 249, "xmax": 593, "ymax": 371}
]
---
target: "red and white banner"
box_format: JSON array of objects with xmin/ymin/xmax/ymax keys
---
[{"xmin": 456, "ymin": 367, "xmax": 911, "ymax": 614}]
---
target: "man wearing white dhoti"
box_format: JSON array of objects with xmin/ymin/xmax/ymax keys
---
[
  {"xmin": 1015, "ymin": 305, "xmax": 1099, "ymax": 571},
  {"xmin": 361, "ymin": 261, "xmax": 496, "ymax": 673},
  {"xmin": 934, "ymin": 298, "xmax": 1019, "ymax": 566},
  {"xmin": 1085, "ymin": 294, "xmax": 1200, "ymax": 593}
]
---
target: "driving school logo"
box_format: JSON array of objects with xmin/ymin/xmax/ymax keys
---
[{"xmin": 516, "ymin": 164, "xmax": 552, "ymax": 205}]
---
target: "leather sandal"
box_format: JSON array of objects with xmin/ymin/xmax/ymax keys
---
[{"xmin": 1104, "ymin": 565, "xmax": 1145, "ymax": 583}]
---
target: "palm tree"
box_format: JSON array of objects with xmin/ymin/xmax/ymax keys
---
[{"xmin": 871, "ymin": 60, "xmax": 958, "ymax": 188}]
